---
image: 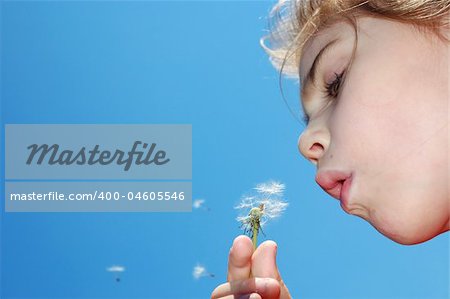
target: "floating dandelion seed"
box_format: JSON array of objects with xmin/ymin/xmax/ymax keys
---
[
  {"xmin": 106, "ymin": 265, "xmax": 125, "ymax": 282},
  {"xmin": 106, "ymin": 266, "xmax": 125, "ymax": 272},
  {"xmin": 236, "ymin": 181, "xmax": 288, "ymax": 249},
  {"xmin": 193, "ymin": 199, "xmax": 204, "ymax": 209},
  {"xmin": 192, "ymin": 264, "xmax": 215, "ymax": 279},
  {"xmin": 193, "ymin": 199, "xmax": 211, "ymax": 211}
]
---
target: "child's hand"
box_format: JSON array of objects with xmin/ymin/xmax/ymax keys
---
[{"xmin": 211, "ymin": 235, "xmax": 292, "ymax": 299}]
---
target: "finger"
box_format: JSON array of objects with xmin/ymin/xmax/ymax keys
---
[
  {"xmin": 239, "ymin": 293, "xmax": 262, "ymax": 299},
  {"xmin": 252, "ymin": 241, "xmax": 292, "ymax": 298},
  {"xmin": 227, "ymin": 235, "xmax": 253, "ymax": 281},
  {"xmin": 217, "ymin": 293, "xmax": 262, "ymax": 299},
  {"xmin": 251, "ymin": 240, "xmax": 280, "ymax": 280},
  {"xmin": 211, "ymin": 278, "xmax": 280, "ymax": 299}
]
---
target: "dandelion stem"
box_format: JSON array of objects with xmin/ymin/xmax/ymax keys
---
[{"xmin": 252, "ymin": 226, "xmax": 258, "ymax": 250}]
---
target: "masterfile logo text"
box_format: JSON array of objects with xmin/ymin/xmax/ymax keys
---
[
  {"xmin": 26, "ymin": 141, "xmax": 170, "ymax": 171},
  {"xmin": 6, "ymin": 124, "xmax": 191, "ymax": 180}
]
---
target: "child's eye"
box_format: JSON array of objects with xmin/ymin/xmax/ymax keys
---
[
  {"xmin": 300, "ymin": 71, "xmax": 345, "ymax": 126},
  {"xmin": 323, "ymin": 71, "xmax": 345, "ymax": 98},
  {"xmin": 301, "ymin": 113, "xmax": 310, "ymax": 126}
]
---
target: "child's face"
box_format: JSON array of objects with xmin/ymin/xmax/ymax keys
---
[{"xmin": 298, "ymin": 16, "xmax": 449, "ymax": 245}]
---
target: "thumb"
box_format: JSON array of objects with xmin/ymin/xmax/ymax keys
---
[{"xmin": 251, "ymin": 240, "xmax": 280, "ymax": 279}]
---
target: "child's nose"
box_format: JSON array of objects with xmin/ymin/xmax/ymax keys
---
[{"xmin": 298, "ymin": 129, "xmax": 330, "ymax": 166}]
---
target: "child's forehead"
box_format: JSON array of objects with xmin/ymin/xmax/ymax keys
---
[
  {"xmin": 299, "ymin": 20, "xmax": 352, "ymax": 82},
  {"xmin": 299, "ymin": 15, "xmax": 386, "ymax": 81}
]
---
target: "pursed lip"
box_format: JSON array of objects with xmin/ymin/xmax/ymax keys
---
[{"xmin": 315, "ymin": 170, "xmax": 353, "ymax": 207}]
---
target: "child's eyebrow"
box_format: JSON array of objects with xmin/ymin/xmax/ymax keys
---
[{"xmin": 301, "ymin": 38, "xmax": 340, "ymax": 100}]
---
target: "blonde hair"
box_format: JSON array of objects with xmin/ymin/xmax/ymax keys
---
[{"xmin": 261, "ymin": 0, "xmax": 450, "ymax": 79}]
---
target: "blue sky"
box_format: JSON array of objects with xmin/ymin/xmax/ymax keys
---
[{"xmin": 1, "ymin": 1, "xmax": 448, "ymax": 298}]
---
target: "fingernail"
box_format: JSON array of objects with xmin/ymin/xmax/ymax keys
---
[{"xmin": 232, "ymin": 236, "xmax": 241, "ymax": 247}]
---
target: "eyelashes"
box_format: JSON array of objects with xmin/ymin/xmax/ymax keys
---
[
  {"xmin": 323, "ymin": 71, "xmax": 345, "ymax": 99},
  {"xmin": 301, "ymin": 70, "xmax": 345, "ymax": 126}
]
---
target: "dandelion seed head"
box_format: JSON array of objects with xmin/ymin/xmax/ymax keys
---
[
  {"xmin": 254, "ymin": 181, "xmax": 285, "ymax": 196},
  {"xmin": 235, "ymin": 180, "xmax": 288, "ymax": 236},
  {"xmin": 234, "ymin": 196, "xmax": 255, "ymax": 210},
  {"xmin": 249, "ymin": 206, "xmax": 264, "ymax": 218},
  {"xmin": 236, "ymin": 215, "xmax": 250, "ymax": 223},
  {"xmin": 259, "ymin": 198, "xmax": 289, "ymax": 220},
  {"xmin": 235, "ymin": 196, "xmax": 288, "ymax": 226}
]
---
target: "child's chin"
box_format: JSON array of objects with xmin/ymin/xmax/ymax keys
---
[
  {"xmin": 365, "ymin": 201, "xmax": 448, "ymax": 245},
  {"xmin": 369, "ymin": 216, "xmax": 438, "ymax": 245},
  {"xmin": 387, "ymin": 233, "xmax": 435, "ymax": 246}
]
